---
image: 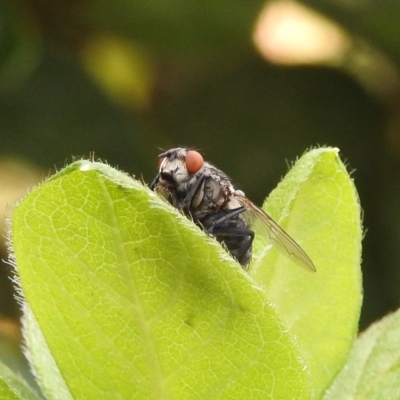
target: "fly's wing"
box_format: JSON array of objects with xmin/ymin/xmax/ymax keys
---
[{"xmin": 235, "ymin": 194, "xmax": 316, "ymax": 272}]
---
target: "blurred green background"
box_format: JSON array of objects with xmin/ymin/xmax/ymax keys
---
[{"xmin": 1, "ymin": 0, "xmax": 400, "ymax": 371}]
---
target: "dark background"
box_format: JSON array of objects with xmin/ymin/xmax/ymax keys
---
[{"xmin": 1, "ymin": 0, "xmax": 400, "ymax": 374}]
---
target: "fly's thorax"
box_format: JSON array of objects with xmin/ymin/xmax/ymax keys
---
[
  {"xmin": 226, "ymin": 196, "xmax": 242, "ymax": 210},
  {"xmin": 188, "ymin": 173, "xmax": 231, "ymax": 220},
  {"xmin": 202, "ymin": 175, "xmax": 228, "ymax": 209}
]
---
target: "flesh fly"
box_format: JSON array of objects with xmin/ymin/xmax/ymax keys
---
[{"xmin": 151, "ymin": 148, "xmax": 315, "ymax": 272}]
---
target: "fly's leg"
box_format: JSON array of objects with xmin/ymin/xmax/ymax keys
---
[
  {"xmin": 152, "ymin": 173, "xmax": 206, "ymax": 214},
  {"xmin": 178, "ymin": 174, "xmax": 206, "ymax": 212},
  {"xmin": 205, "ymin": 206, "xmax": 247, "ymax": 233},
  {"xmin": 202, "ymin": 207, "xmax": 254, "ymax": 268},
  {"xmin": 210, "ymin": 225, "xmax": 254, "ymax": 268},
  {"xmin": 149, "ymin": 175, "xmax": 159, "ymax": 190}
]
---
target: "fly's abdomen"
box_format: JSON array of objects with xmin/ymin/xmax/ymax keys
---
[{"xmin": 200, "ymin": 211, "xmax": 254, "ymax": 269}]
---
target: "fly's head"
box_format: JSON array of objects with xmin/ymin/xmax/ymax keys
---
[{"xmin": 155, "ymin": 148, "xmax": 205, "ymax": 192}]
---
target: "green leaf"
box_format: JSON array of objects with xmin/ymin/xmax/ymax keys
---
[
  {"xmin": 250, "ymin": 147, "xmax": 363, "ymax": 399},
  {"xmin": 21, "ymin": 304, "xmax": 72, "ymax": 400},
  {"xmin": 323, "ymin": 309, "xmax": 400, "ymax": 399},
  {"xmin": 0, "ymin": 360, "xmax": 42, "ymax": 400},
  {"xmin": 10, "ymin": 160, "xmax": 310, "ymax": 399}
]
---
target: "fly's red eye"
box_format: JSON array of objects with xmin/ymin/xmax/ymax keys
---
[
  {"xmin": 158, "ymin": 157, "xmax": 165, "ymax": 166},
  {"xmin": 186, "ymin": 150, "xmax": 204, "ymax": 174}
]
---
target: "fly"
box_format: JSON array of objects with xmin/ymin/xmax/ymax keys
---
[{"xmin": 150, "ymin": 147, "xmax": 315, "ymax": 272}]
